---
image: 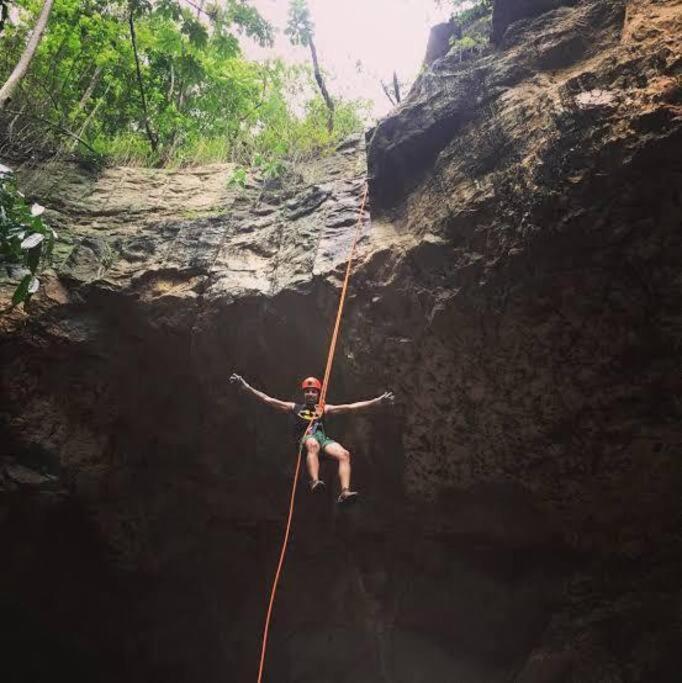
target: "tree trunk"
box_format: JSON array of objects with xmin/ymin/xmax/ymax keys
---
[
  {"xmin": 381, "ymin": 80, "xmax": 396, "ymax": 106},
  {"xmin": 0, "ymin": 0, "xmax": 10, "ymax": 36},
  {"xmin": 0, "ymin": 0, "xmax": 56, "ymax": 110},
  {"xmin": 392, "ymin": 71, "xmax": 401, "ymax": 104},
  {"xmin": 308, "ymin": 37, "xmax": 334, "ymax": 133},
  {"xmin": 69, "ymin": 83, "xmax": 111, "ymax": 151},
  {"xmin": 73, "ymin": 64, "xmax": 103, "ymax": 119},
  {"xmin": 3, "ymin": 107, "xmax": 98, "ymax": 154},
  {"xmin": 8, "ymin": 104, "xmax": 28, "ymax": 141},
  {"xmin": 168, "ymin": 62, "xmax": 175, "ymax": 101},
  {"xmin": 128, "ymin": 9, "xmax": 158, "ymax": 154}
]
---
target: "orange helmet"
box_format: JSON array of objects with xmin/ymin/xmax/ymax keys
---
[{"xmin": 301, "ymin": 377, "xmax": 322, "ymax": 391}]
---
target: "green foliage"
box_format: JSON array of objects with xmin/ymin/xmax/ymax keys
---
[
  {"xmin": 455, "ymin": 36, "xmax": 478, "ymax": 49},
  {"xmin": 240, "ymin": 64, "xmax": 367, "ymax": 165},
  {"xmin": 449, "ymin": 0, "xmax": 492, "ymax": 25},
  {"xmin": 254, "ymin": 154, "xmax": 286, "ymax": 181},
  {"xmin": 0, "ymin": 0, "xmax": 365, "ymax": 169},
  {"xmin": 227, "ymin": 165, "xmax": 248, "ymax": 188},
  {"xmin": 0, "ymin": 165, "xmax": 55, "ymax": 308},
  {"xmin": 446, "ymin": 0, "xmax": 492, "ymax": 61},
  {"xmin": 284, "ymin": 0, "xmax": 313, "ymax": 48}
]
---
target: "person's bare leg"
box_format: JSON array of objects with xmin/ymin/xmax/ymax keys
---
[
  {"xmin": 305, "ymin": 438, "xmax": 321, "ymax": 483},
  {"xmin": 323, "ymin": 442, "xmax": 352, "ymax": 491}
]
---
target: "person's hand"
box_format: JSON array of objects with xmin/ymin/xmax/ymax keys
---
[
  {"xmin": 378, "ymin": 391, "xmax": 395, "ymax": 405},
  {"xmin": 229, "ymin": 373, "xmax": 248, "ymax": 390}
]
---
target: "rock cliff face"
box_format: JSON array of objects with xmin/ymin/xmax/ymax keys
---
[{"xmin": 2, "ymin": 1, "xmax": 681, "ymax": 681}]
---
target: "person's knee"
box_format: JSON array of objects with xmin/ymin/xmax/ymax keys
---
[
  {"xmin": 339, "ymin": 448, "xmax": 350, "ymax": 463},
  {"xmin": 305, "ymin": 439, "xmax": 320, "ymax": 454}
]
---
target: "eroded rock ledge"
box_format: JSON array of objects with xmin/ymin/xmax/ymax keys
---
[{"xmin": 2, "ymin": 1, "xmax": 681, "ymax": 681}]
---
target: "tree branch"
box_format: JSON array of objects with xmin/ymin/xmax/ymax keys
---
[
  {"xmin": 3, "ymin": 108, "xmax": 99, "ymax": 154},
  {"xmin": 0, "ymin": 0, "xmax": 56, "ymax": 110},
  {"xmin": 392, "ymin": 70, "xmax": 401, "ymax": 103},
  {"xmin": 308, "ymin": 37, "xmax": 334, "ymax": 132},
  {"xmin": 181, "ymin": 0, "xmax": 214, "ymax": 20},
  {"xmin": 381, "ymin": 80, "xmax": 396, "ymax": 106},
  {"xmin": 128, "ymin": 8, "xmax": 158, "ymax": 154},
  {"xmin": 73, "ymin": 64, "xmax": 103, "ymax": 118},
  {"xmin": 0, "ymin": 0, "xmax": 10, "ymax": 36}
]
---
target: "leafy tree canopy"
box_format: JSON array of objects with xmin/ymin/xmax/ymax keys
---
[
  {"xmin": 284, "ymin": 0, "xmax": 313, "ymax": 48},
  {"xmin": 0, "ymin": 0, "xmax": 368, "ymax": 309},
  {"xmin": 0, "ymin": 0, "xmax": 366, "ymax": 167}
]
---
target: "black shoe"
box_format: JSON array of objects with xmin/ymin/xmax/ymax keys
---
[
  {"xmin": 337, "ymin": 488, "xmax": 359, "ymax": 506},
  {"xmin": 310, "ymin": 479, "xmax": 326, "ymax": 494}
]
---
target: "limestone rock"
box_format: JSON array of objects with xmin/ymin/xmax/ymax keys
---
[
  {"xmin": 1, "ymin": 1, "xmax": 681, "ymax": 681},
  {"xmin": 492, "ymin": 0, "xmax": 575, "ymax": 44},
  {"xmin": 423, "ymin": 21, "xmax": 457, "ymax": 67}
]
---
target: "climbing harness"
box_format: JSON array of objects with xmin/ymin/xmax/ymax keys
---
[{"xmin": 256, "ymin": 183, "xmax": 369, "ymax": 682}]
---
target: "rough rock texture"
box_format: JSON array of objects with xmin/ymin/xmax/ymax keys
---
[
  {"xmin": 491, "ymin": 0, "xmax": 577, "ymax": 44},
  {"xmin": 423, "ymin": 22, "xmax": 457, "ymax": 67},
  {"xmin": 2, "ymin": 1, "xmax": 682, "ymax": 681}
]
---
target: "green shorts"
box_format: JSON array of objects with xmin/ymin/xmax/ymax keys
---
[{"xmin": 302, "ymin": 430, "xmax": 337, "ymax": 452}]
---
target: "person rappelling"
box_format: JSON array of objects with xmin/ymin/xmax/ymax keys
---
[
  {"xmin": 240, "ymin": 183, "xmax": 374, "ymax": 680},
  {"xmin": 229, "ymin": 373, "xmax": 394, "ymax": 505}
]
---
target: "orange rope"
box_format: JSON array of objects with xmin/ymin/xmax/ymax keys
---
[
  {"xmin": 255, "ymin": 424, "xmax": 311, "ymax": 683},
  {"xmin": 320, "ymin": 183, "xmax": 369, "ymax": 408},
  {"xmin": 256, "ymin": 182, "xmax": 369, "ymax": 682}
]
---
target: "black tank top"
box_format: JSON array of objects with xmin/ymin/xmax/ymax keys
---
[{"xmin": 291, "ymin": 403, "xmax": 326, "ymax": 444}]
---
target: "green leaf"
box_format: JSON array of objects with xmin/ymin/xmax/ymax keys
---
[{"xmin": 12, "ymin": 274, "xmax": 31, "ymax": 306}]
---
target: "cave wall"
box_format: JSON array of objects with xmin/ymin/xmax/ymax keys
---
[{"xmin": 2, "ymin": 1, "xmax": 681, "ymax": 681}]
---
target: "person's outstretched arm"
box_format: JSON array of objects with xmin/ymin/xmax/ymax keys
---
[
  {"xmin": 229, "ymin": 373, "xmax": 294, "ymax": 413},
  {"xmin": 325, "ymin": 391, "xmax": 395, "ymax": 416}
]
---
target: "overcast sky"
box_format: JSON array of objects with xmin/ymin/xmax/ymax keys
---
[{"xmin": 242, "ymin": 0, "xmax": 451, "ymax": 118}]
